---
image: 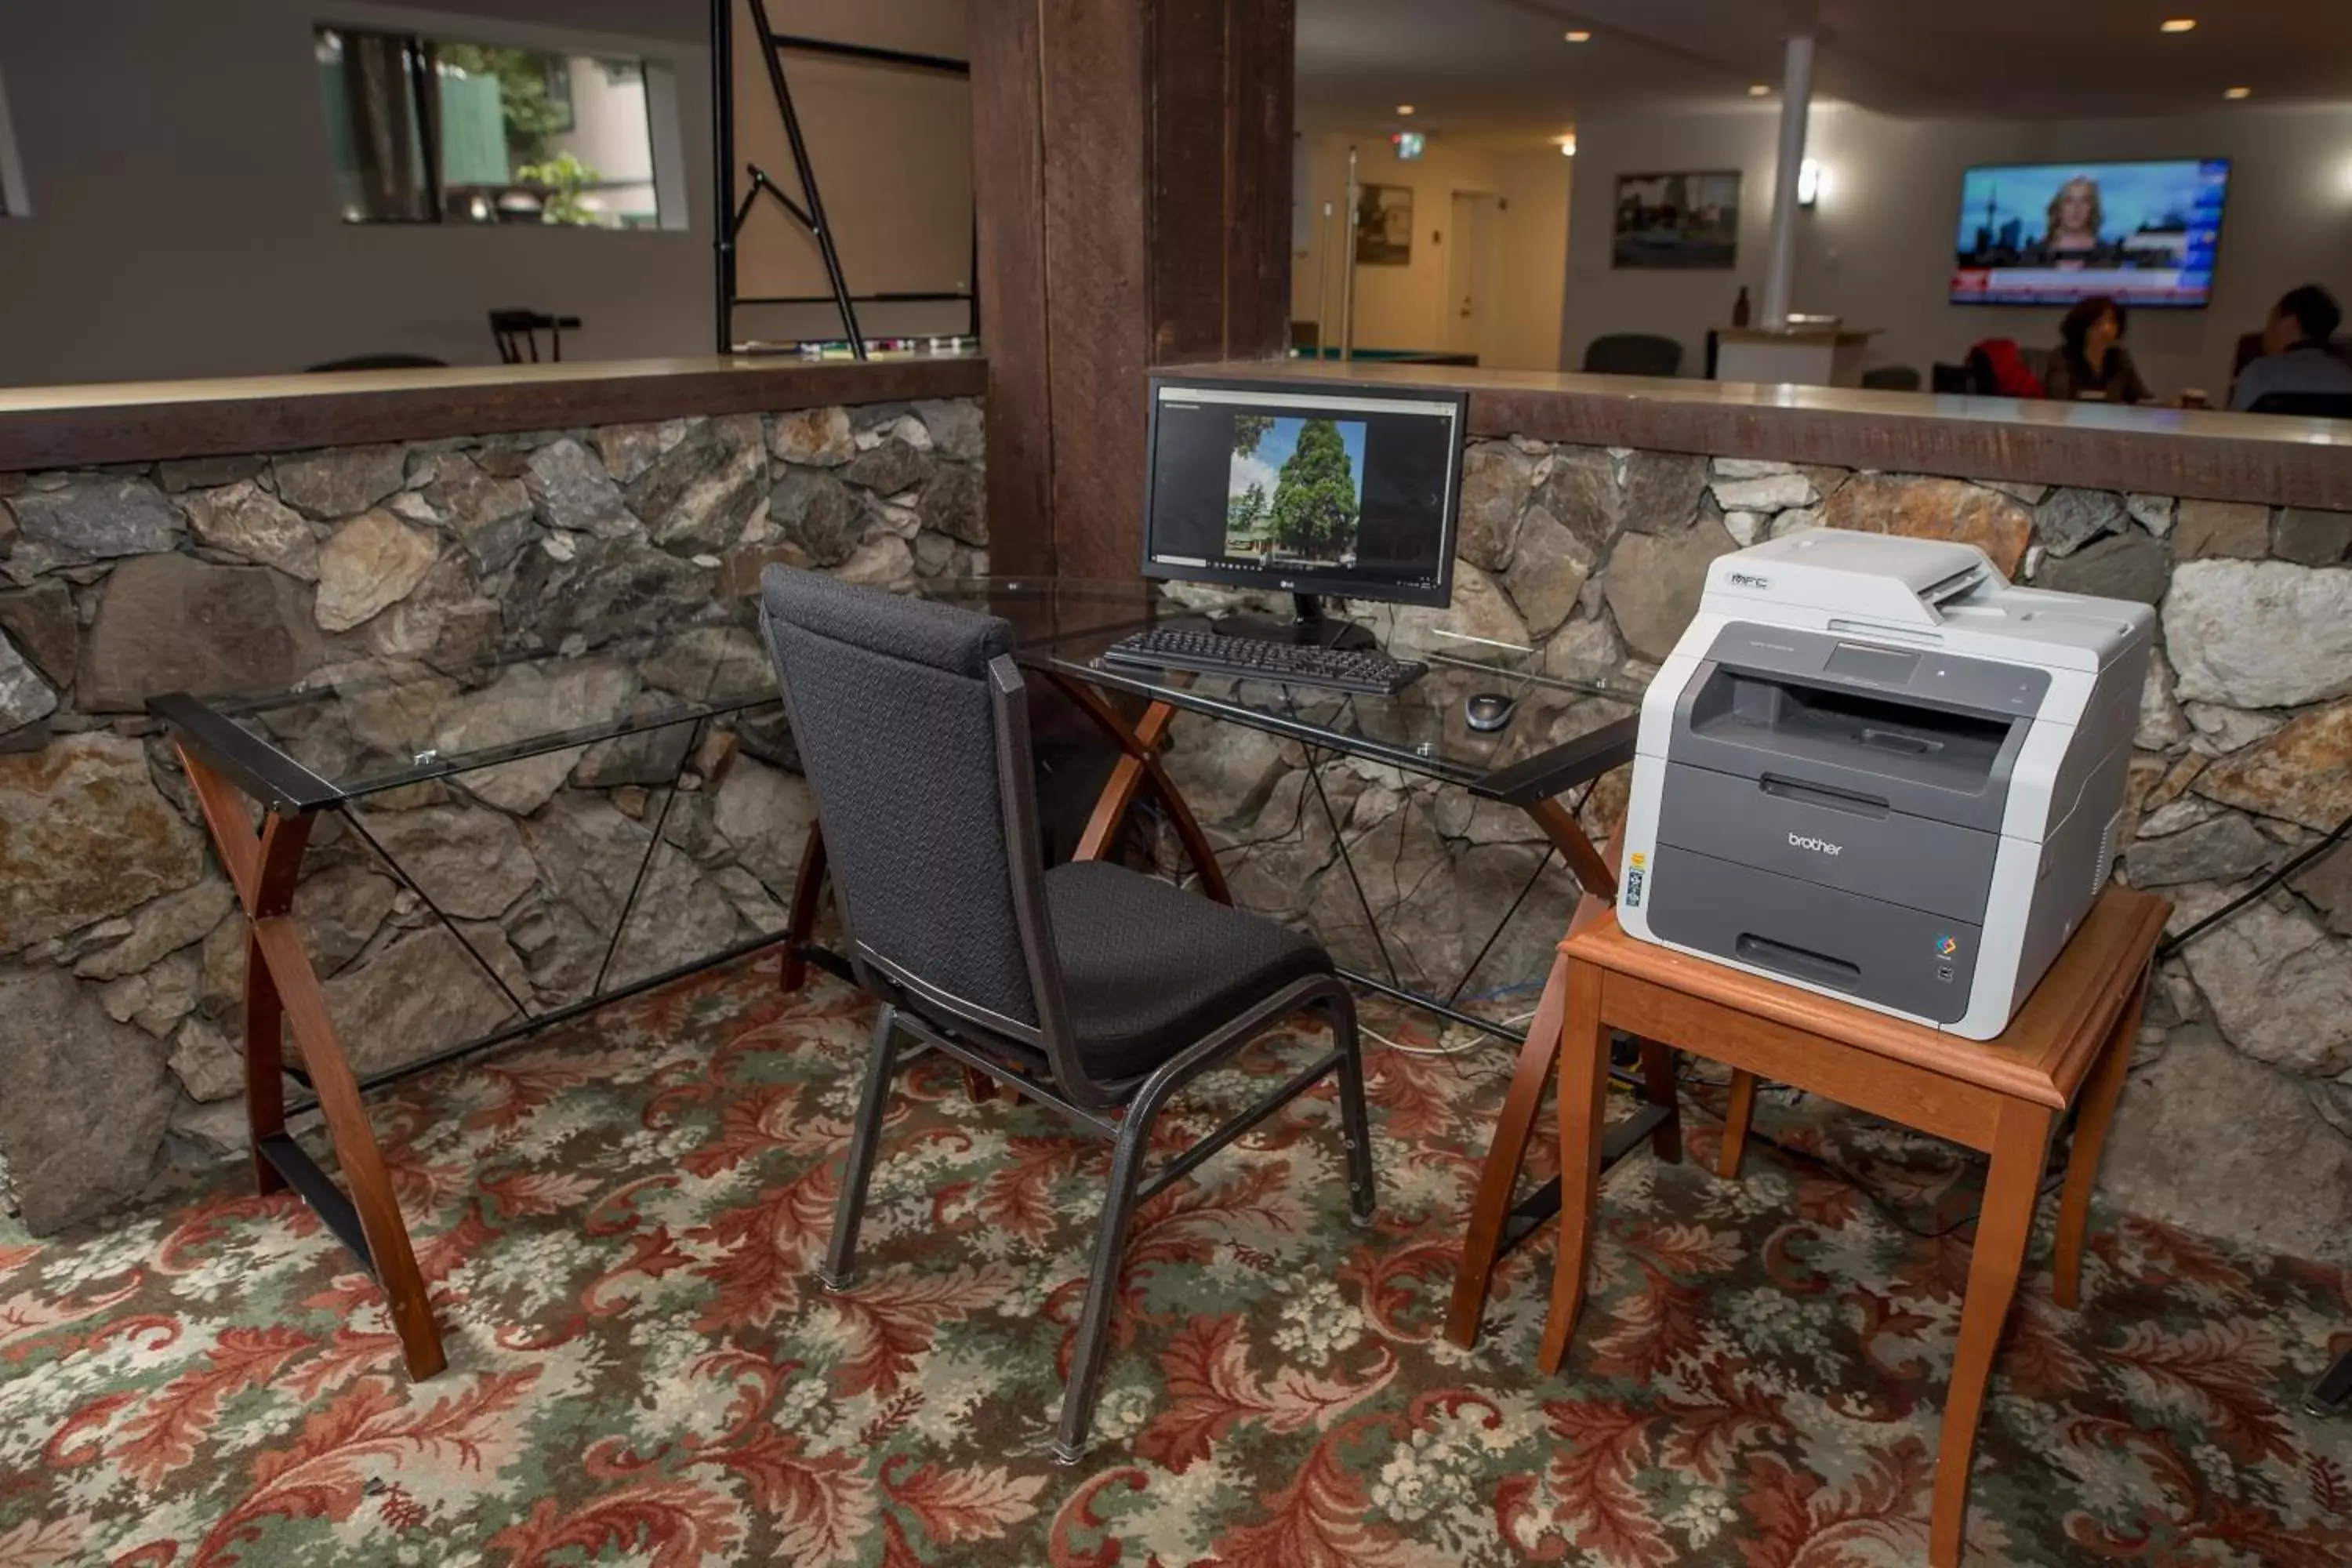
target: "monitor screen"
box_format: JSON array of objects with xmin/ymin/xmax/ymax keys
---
[
  {"xmin": 1951, "ymin": 158, "xmax": 2230, "ymax": 307},
  {"xmin": 1142, "ymin": 379, "xmax": 1465, "ymax": 608}
]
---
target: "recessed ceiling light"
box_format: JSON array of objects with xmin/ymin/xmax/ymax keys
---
[
  {"xmin": 2224, "ymin": 85, "xmax": 2252, "ymax": 99},
  {"xmin": 1564, "ymin": 29, "xmax": 1592, "ymax": 43},
  {"xmin": 2159, "ymin": 17, "xmax": 2197, "ymax": 32},
  {"xmin": 1396, "ymin": 103, "xmax": 1416, "ymax": 115},
  {"xmin": 1748, "ymin": 83, "xmax": 1772, "ymax": 96}
]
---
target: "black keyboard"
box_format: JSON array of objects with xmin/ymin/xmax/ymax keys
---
[{"xmin": 1100, "ymin": 626, "xmax": 1428, "ymax": 695}]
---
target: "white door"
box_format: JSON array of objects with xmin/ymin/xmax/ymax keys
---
[{"xmin": 1445, "ymin": 191, "xmax": 1503, "ymax": 361}]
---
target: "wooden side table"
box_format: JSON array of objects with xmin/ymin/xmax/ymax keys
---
[{"xmin": 1541, "ymin": 886, "xmax": 2169, "ymax": 1567}]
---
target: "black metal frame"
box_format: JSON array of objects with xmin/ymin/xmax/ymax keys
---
[
  {"xmin": 150, "ymin": 689, "xmax": 786, "ymax": 1109},
  {"xmin": 711, "ymin": 0, "xmax": 978, "ymax": 357},
  {"xmin": 2312, "ymin": 1348, "xmax": 2352, "ymax": 1417},
  {"xmin": 771, "ymin": 636, "xmax": 1376, "ymax": 1463}
]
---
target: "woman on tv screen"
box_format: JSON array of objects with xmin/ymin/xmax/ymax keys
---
[
  {"xmin": 2044, "ymin": 296, "xmax": 2151, "ymax": 404},
  {"xmin": 2032, "ymin": 176, "xmax": 2122, "ymax": 268}
]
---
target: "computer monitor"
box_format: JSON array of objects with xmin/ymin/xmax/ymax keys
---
[{"xmin": 1142, "ymin": 376, "xmax": 1466, "ymax": 643}]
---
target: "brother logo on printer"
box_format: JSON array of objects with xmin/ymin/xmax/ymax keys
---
[{"xmin": 1787, "ymin": 832, "xmax": 1842, "ymax": 856}]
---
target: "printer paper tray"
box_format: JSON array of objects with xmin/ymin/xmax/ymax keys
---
[
  {"xmin": 1657, "ymin": 760, "xmax": 1996, "ymax": 922},
  {"xmin": 1646, "ymin": 844, "xmax": 1980, "ymax": 1025}
]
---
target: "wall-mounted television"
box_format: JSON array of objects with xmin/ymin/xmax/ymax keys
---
[{"xmin": 1951, "ymin": 158, "xmax": 2230, "ymax": 308}]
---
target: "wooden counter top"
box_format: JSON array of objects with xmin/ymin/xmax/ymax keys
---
[
  {"xmin": 1183, "ymin": 358, "xmax": 2352, "ymax": 511},
  {"xmin": 0, "ymin": 354, "xmax": 987, "ymax": 471}
]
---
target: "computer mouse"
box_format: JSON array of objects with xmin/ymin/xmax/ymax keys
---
[{"xmin": 1465, "ymin": 691, "xmax": 1516, "ymax": 732}]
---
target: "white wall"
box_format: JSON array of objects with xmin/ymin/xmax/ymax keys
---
[
  {"xmin": 0, "ymin": 1, "xmax": 715, "ymax": 386},
  {"xmin": 1560, "ymin": 100, "xmax": 2352, "ymax": 398},
  {"xmin": 1293, "ymin": 132, "xmax": 1571, "ymax": 371}
]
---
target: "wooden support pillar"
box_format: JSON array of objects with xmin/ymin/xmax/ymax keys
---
[{"xmin": 972, "ymin": 0, "xmax": 1294, "ymax": 578}]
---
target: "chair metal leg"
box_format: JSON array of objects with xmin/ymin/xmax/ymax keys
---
[
  {"xmin": 2309, "ymin": 1344, "xmax": 2352, "ymax": 1417},
  {"xmin": 1052, "ymin": 1094, "xmax": 1163, "ymax": 1465},
  {"xmin": 819, "ymin": 1003, "xmax": 902, "ymax": 1293},
  {"xmin": 1327, "ymin": 989, "xmax": 1377, "ymax": 1225}
]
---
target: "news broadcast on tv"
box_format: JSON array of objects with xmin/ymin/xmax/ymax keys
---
[{"xmin": 1951, "ymin": 158, "xmax": 2230, "ymax": 307}]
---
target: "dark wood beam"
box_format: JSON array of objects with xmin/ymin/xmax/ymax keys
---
[{"xmin": 972, "ymin": 0, "xmax": 1295, "ymax": 579}]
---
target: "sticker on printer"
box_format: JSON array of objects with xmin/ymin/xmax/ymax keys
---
[{"xmin": 1624, "ymin": 868, "xmax": 1646, "ymax": 907}]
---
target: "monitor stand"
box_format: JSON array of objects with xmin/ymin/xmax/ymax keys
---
[{"xmin": 1211, "ymin": 593, "xmax": 1378, "ymax": 650}]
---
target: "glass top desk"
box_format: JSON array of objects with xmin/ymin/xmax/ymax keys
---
[{"xmin": 149, "ymin": 574, "xmax": 1653, "ymax": 1381}]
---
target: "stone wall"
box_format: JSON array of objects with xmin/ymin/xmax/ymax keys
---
[
  {"xmin": 1156, "ymin": 437, "xmax": 2352, "ymax": 1264},
  {"xmin": 0, "ymin": 396, "xmax": 985, "ymax": 1232},
  {"xmin": 7, "ymin": 397, "xmax": 2349, "ymax": 1264}
]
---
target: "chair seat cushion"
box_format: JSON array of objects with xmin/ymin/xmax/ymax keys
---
[{"xmin": 1044, "ymin": 860, "xmax": 1334, "ymax": 1082}]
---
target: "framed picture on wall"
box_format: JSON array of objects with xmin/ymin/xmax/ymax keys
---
[
  {"xmin": 1355, "ymin": 183, "xmax": 1413, "ymax": 265},
  {"xmin": 1612, "ymin": 170, "xmax": 1740, "ymax": 269}
]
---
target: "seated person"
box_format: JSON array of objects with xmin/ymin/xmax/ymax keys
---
[
  {"xmin": 2042, "ymin": 296, "xmax": 2150, "ymax": 405},
  {"xmin": 2229, "ymin": 285, "xmax": 2352, "ymax": 411}
]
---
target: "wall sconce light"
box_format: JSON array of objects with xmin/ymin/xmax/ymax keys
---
[
  {"xmin": 1559, "ymin": 134, "xmax": 1577, "ymax": 158},
  {"xmin": 1798, "ymin": 158, "xmax": 1824, "ymax": 208}
]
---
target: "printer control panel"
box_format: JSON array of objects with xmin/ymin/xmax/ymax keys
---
[{"xmin": 1709, "ymin": 623, "xmax": 2050, "ymax": 718}]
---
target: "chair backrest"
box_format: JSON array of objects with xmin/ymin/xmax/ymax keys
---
[
  {"xmin": 2247, "ymin": 390, "xmax": 2352, "ymax": 420},
  {"xmin": 758, "ymin": 567, "xmax": 1073, "ymax": 1058},
  {"xmin": 1582, "ymin": 332, "xmax": 1683, "ymax": 377},
  {"xmin": 1860, "ymin": 365, "xmax": 1922, "ymax": 393},
  {"xmin": 488, "ymin": 309, "xmax": 580, "ymax": 364}
]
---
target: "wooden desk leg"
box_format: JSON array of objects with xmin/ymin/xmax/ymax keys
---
[
  {"xmin": 254, "ymin": 920, "xmax": 446, "ymax": 1380},
  {"xmin": 779, "ymin": 823, "xmax": 827, "ymax": 993},
  {"xmin": 2053, "ymin": 971, "xmax": 2147, "ymax": 1311},
  {"xmin": 1931, "ymin": 1100, "xmax": 2052, "ymax": 1568},
  {"xmin": 1719, "ymin": 1069, "xmax": 1759, "ymax": 1179},
  {"xmin": 176, "ymin": 744, "xmax": 445, "ymax": 1381},
  {"xmin": 1537, "ymin": 960, "xmax": 1610, "ymax": 1375},
  {"xmin": 1638, "ymin": 1039, "xmax": 1682, "ymax": 1162},
  {"xmin": 1445, "ymin": 952, "xmax": 1568, "ymax": 1349},
  {"xmin": 1051, "ymin": 680, "xmax": 1232, "ymax": 906},
  {"xmin": 245, "ymin": 926, "xmax": 289, "ymax": 1198}
]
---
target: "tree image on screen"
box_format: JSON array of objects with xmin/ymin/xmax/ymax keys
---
[
  {"xmin": 1226, "ymin": 481, "xmax": 1269, "ymax": 539},
  {"xmin": 1225, "ymin": 414, "xmax": 1367, "ymax": 567}
]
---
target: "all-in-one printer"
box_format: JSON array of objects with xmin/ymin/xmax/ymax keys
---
[{"xmin": 1618, "ymin": 528, "xmax": 2153, "ymax": 1039}]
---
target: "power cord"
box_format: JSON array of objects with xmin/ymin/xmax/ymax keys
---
[
  {"xmin": 2153, "ymin": 804, "xmax": 2352, "ymax": 962},
  {"xmin": 1368, "ymin": 1003, "xmax": 1540, "ymax": 1057}
]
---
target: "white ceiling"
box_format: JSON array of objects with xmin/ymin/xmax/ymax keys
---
[{"xmin": 1298, "ymin": 0, "xmax": 2352, "ymax": 136}]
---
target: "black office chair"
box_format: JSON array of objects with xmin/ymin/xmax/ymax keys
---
[
  {"xmin": 757, "ymin": 568, "xmax": 1375, "ymax": 1461},
  {"xmin": 1582, "ymin": 332, "xmax": 1683, "ymax": 377},
  {"xmin": 1860, "ymin": 365, "xmax": 1922, "ymax": 392},
  {"xmin": 488, "ymin": 309, "xmax": 582, "ymax": 363},
  {"xmin": 2247, "ymin": 391, "xmax": 2352, "ymax": 420}
]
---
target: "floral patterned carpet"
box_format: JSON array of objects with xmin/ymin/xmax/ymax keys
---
[{"xmin": 3, "ymin": 956, "xmax": 2350, "ymax": 1567}]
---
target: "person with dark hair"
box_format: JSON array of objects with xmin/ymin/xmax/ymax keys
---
[
  {"xmin": 2043, "ymin": 296, "xmax": 2150, "ymax": 404},
  {"xmin": 2229, "ymin": 284, "xmax": 2352, "ymax": 410}
]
